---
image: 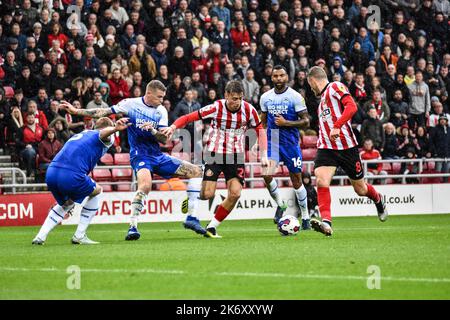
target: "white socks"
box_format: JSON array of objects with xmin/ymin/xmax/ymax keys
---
[
  {"xmin": 267, "ymin": 179, "xmax": 284, "ymax": 207},
  {"xmin": 74, "ymin": 194, "xmax": 100, "ymax": 239},
  {"xmin": 295, "ymin": 185, "xmax": 309, "ymax": 220},
  {"xmin": 207, "ymin": 217, "xmax": 221, "ymax": 229},
  {"xmin": 35, "ymin": 204, "xmax": 69, "ymax": 241},
  {"xmin": 187, "ymin": 178, "xmax": 202, "ymax": 219},
  {"xmin": 131, "ymin": 191, "xmax": 147, "ymax": 228}
]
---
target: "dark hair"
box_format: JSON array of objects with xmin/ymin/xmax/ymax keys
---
[
  {"xmin": 225, "ymin": 80, "xmax": 244, "ymax": 94},
  {"xmin": 273, "ymin": 65, "xmax": 287, "ymax": 73}
]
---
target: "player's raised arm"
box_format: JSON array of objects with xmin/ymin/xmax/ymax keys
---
[
  {"xmin": 99, "ymin": 118, "xmax": 131, "ymax": 142},
  {"xmin": 60, "ymin": 100, "xmax": 115, "ymax": 118}
]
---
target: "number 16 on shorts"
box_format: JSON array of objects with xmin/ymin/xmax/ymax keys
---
[{"xmin": 292, "ymin": 157, "xmax": 302, "ymax": 169}]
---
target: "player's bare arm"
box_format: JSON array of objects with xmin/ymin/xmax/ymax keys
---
[
  {"xmin": 99, "ymin": 118, "xmax": 131, "ymax": 142},
  {"xmin": 60, "ymin": 101, "xmax": 115, "ymax": 118},
  {"xmin": 260, "ymin": 112, "xmax": 268, "ymax": 128},
  {"xmin": 138, "ymin": 122, "xmax": 169, "ymax": 144},
  {"xmin": 274, "ymin": 111, "xmax": 310, "ymax": 128}
]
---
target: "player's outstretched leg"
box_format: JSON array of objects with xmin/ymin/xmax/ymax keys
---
[
  {"xmin": 352, "ymin": 180, "xmax": 388, "ymax": 222},
  {"xmin": 263, "ymin": 176, "xmax": 287, "ymax": 224},
  {"xmin": 72, "ymin": 192, "xmax": 101, "ymax": 245},
  {"xmin": 182, "ymin": 177, "xmax": 207, "ymax": 235},
  {"xmin": 126, "ymin": 190, "xmax": 146, "ymax": 240},
  {"xmin": 295, "ymin": 185, "xmax": 310, "ymax": 230},
  {"xmin": 32, "ymin": 201, "xmax": 75, "ymax": 245}
]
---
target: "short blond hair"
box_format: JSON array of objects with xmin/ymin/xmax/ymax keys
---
[
  {"xmin": 307, "ymin": 66, "xmax": 328, "ymax": 80},
  {"xmin": 146, "ymin": 80, "xmax": 166, "ymax": 93}
]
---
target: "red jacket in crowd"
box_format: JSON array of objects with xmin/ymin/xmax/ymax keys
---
[
  {"xmin": 230, "ymin": 29, "xmax": 250, "ymax": 50},
  {"xmin": 23, "ymin": 110, "xmax": 48, "ymax": 130},
  {"xmin": 191, "ymin": 56, "xmax": 208, "ymax": 82},
  {"xmin": 47, "ymin": 33, "xmax": 69, "ymax": 51},
  {"xmin": 107, "ymin": 78, "xmax": 130, "ymax": 105},
  {"xmin": 21, "ymin": 124, "xmax": 44, "ymax": 146},
  {"xmin": 360, "ymin": 148, "xmax": 383, "ymax": 173},
  {"xmin": 38, "ymin": 137, "xmax": 63, "ymax": 164}
]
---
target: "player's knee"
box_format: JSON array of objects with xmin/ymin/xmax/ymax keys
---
[
  {"xmin": 200, "ymin": 190, "xmax": 214, "ymax": 200},
  {"xmin": 315, "ymin": 176, "xmax": 330, "ymax": 188},
  {"xmin": 263, "ymin": 176, "xmax": 272, "ymax": 185},
  {"xmin": 228, "ymin": 190, "xmax": 241, "ymax": 202},
  {"xmin": 354, "ymin": 184, "xmax": 367, "ymax": 196}
]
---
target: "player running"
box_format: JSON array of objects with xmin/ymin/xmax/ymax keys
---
[
  {"xmin": 306, "ymin": 66, "xmax": 388, "ymax": 236},
  {"xmin": 32, "ymin": 117, "xmax": 131, "ymax": 245},
  {"xmin": 259, "ymin": 65, "xmax": 311, "ymax": 229},
  {"xmin": 61, "ymin": 80, "xmax": 204, "ymax": 240},
  {"xmin": 160, "ymin": 80, "xmax": 268, "ymax": 238}
]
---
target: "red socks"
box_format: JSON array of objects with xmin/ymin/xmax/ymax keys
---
[
  {"xmin": 366, "ymin": 183, "xmax": 381, "ymax": 203},
  {"xmin": 214, "ymin": 205, "xmax": 231, "ymax": 222},
  {"xmin": 317, "ymin": 187, "xmax": 332, "ymax": 222}
]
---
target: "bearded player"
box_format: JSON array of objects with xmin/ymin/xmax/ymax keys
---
[
  {"xmin": 259, "ymin": 65, "xmax": 311, "ymax": 229},
  {"xmin": 306, "ymin": 66, "xmax": 388, "ymax": 236}
]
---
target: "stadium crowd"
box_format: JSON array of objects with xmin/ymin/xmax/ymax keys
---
[{"xmin": 0, "ymin": 0, "xmax": 449, "ymax": 181}]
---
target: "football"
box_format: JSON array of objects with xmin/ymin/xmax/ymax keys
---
[{"xmin": 277, "ymin": 215, "xmax": 301, "ymax": 236}]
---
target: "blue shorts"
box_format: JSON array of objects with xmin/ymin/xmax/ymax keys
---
[
  {"xmin": 268, "ymin": 143, "xmax": 303, "ymax": 174},
  {"xmin": 131, "ymin": 153, "xmax": 182, "ymax": 178},
  {"xmin": 46, "ymin": 166, "xmax": 96, "ymax": 205}
]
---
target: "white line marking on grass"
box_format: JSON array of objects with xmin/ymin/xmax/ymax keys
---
[
  {"xmin": 2, "ymin": 225, "xmax": 449, "ymax": 236},
  {"xmin": 1, "ymin": 267, "xmax": 449, "ymax": 284}
]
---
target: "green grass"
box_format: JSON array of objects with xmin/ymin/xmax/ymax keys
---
[{"xmin": 0, "ymin": 214, "xmax": 449, "ymax": 300}]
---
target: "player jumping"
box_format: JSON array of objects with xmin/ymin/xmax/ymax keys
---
[
  {"xmin": 160, "ymin": 80, "xmax": 268, "ymax": 238},
  {"xmin": 306, "ymin": 66, "xmax": 388, "ymax": 236},
  {"xmin": 61, "ymin": 80, "xmax": 205, "ymax": 240},
  {"xmin": 260, "ymin": 65, "xmax": 312, "ymax": 229},
  {"xmin": 32, "ymin": 117, "xmax": 131, "ymax": 245}
]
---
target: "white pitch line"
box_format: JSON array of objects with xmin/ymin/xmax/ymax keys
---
[{"xmin": 1, "ymin": 267, "xmax": 449, "ymax": 284}]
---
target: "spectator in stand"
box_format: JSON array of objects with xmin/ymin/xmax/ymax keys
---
[
  {"xmin": 81, "ymin": 46, "xmax": 101, "ymax": 78},
  {"xmin": 86, "ymin": 91, "xmax": 110, "ymax": 110},
  {"xmin": 129, "ymin": 43, "xmax": 157, "ymax": 82},
  {"xmin": 16, "ymin": 112, "xmax": 44, "ymax": 177},
  {"xmin": 361, "ymin": 107, "xmax": 385, "ymax": 150},
  {"xmin": 415, "ymin": 126, "xmax": 432, "ymax": 158},
  {"xmin": 430, "ymin": 115, "xmax": 450, "ymax": 182},
  {"xmin": 49, "ymin": 117, "xmax": 70, "ymax": 144},
  {"xmin": 166, "ymin": 74, "xmax": 186, "ymax": 107},
  {"xmin": 389, "ymin": 89, "xmax": 409, "ymax": 128},
  {"xmin": 397, "ymin": 124, "xmax": 416, "ymax": 158},
  {"xmin": 360, "ymin": 138, "xmax": 388, "ymax": 184},
  {"xmin": 349, "ymin": 73, "xmax": 370, "ymax": 105},
  {"xmin": 37, "ymin": 128, "xmax": 62, "ymax": 179},
  {"xmin": 169, "ymin": 47, "xmax": 191, "ymax": 80},
  {"xmin": 47, "ymin": 23, "xmax": 68, "ymax": 50},
  {"xmin": 382, "ymin": 123, "xmax": 399, "ymax": 159},
  {"xmin": 45, "ymin": 100, "xmax": 62, "ymax": 124},
  {"xmin": 408, "ymin": 71, "xmax": 431, "ymax": 129},
  {"xmin": 401, "ymin": 146, "xmax": 421, "ymax": 184},
  {"xmin": 25, "ymin": 100, "xmax": 48, "ymax": 130},
  {"xmin": 107, "ymin": 68, "xmax": 130, "ymax": 105},
  {"xmin": 230, "ymin": 20, "xmax": 250, "ymax": 51},
  {"xmin": 363, "ymin": 89, "xmax": 391, "ymax": 124},
  {"xmin": 428, "ymin": 101, "xmax": 450, "ymax": 128},
  {"xmin": 242, "ymin": 68, "xmax": 259, "ymax": 106}
]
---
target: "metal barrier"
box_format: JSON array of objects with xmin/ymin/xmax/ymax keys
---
[{"xmin": 0, "ymin": 158, "xmax": 448, "ymax": 194}]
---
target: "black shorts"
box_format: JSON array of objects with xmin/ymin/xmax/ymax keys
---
[
  {"xmin": 314, "ymin": 147, "xmax": 364, "ymax": 180},
  {"xmin": 203, "ymin": 153, "xmax": 245, "ymax": 185}
]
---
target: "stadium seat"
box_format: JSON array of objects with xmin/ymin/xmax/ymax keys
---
[
  {"xmin": 424, "ymin": 161, "xmax": 436, "ymax": 173},
  {"xmin": 301, "ymin": 135, "xmax": 318, "ymax": 149},
  {"xmin": 217, "ymin": 181, "xmax": 227, "ymax": 189},
  {"xmin": 114, "ymin": 153, "xmax": 130, "ymax": 165},
  {"xmin": 382, "ymin": 163, "xmax": 392, "ymax": 173},
  {"xmin": 112, "ymin": 168, "xmax": 133, "ymax": 181},
  {"xmin": 3, "ymin": 86, "xmax": 14, "ymax": 99},
  {"xmin": 92, "ymin": 168, "xmax": 112, "ymax": 181},
  {"xmin": 392, "ymin": 162, "xmax": 402, "ymax": 174},
  {"xmin": 116, "ymin": 183, "xmax": 132, "ymax": 192},
  {"xmin": 252, "ymin": 164, "xmax": 262, "ymax": 177},
  {"xmin": 99, "ymin": 183, "xmax": 113, "ymax": 192},
  {"xmin": 251, "ymin": 180, "xmax": 266, "ymax": 188},
  {"xmin": 302, "ymin": 148, "xmax": 318, "ymax": 161},
  {"xmin": 100, "ymin": 153, "xmax": 114, "ymax": 165}
]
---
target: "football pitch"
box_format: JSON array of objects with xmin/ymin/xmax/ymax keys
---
[{"xmin": 0, "ymin": 214, "xmax": 449, "ymax": 300}]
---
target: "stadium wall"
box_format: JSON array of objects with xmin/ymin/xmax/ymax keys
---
[{"xmin": 0, "ymin": 184, "xmax": 449, "ymax": 226}]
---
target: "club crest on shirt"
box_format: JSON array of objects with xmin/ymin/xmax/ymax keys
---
[{"xmin": 320, "ymin": 108, "xmax": 331, "ymax": 120}]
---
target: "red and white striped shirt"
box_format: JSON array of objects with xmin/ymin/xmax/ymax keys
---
[
  {"xmin": 317, "ymin": 81, "xmax": 358, "ymax": 150},
  {"xmin": 199, "ymin": 99, "xmax": 260, "ymax": 154}
]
